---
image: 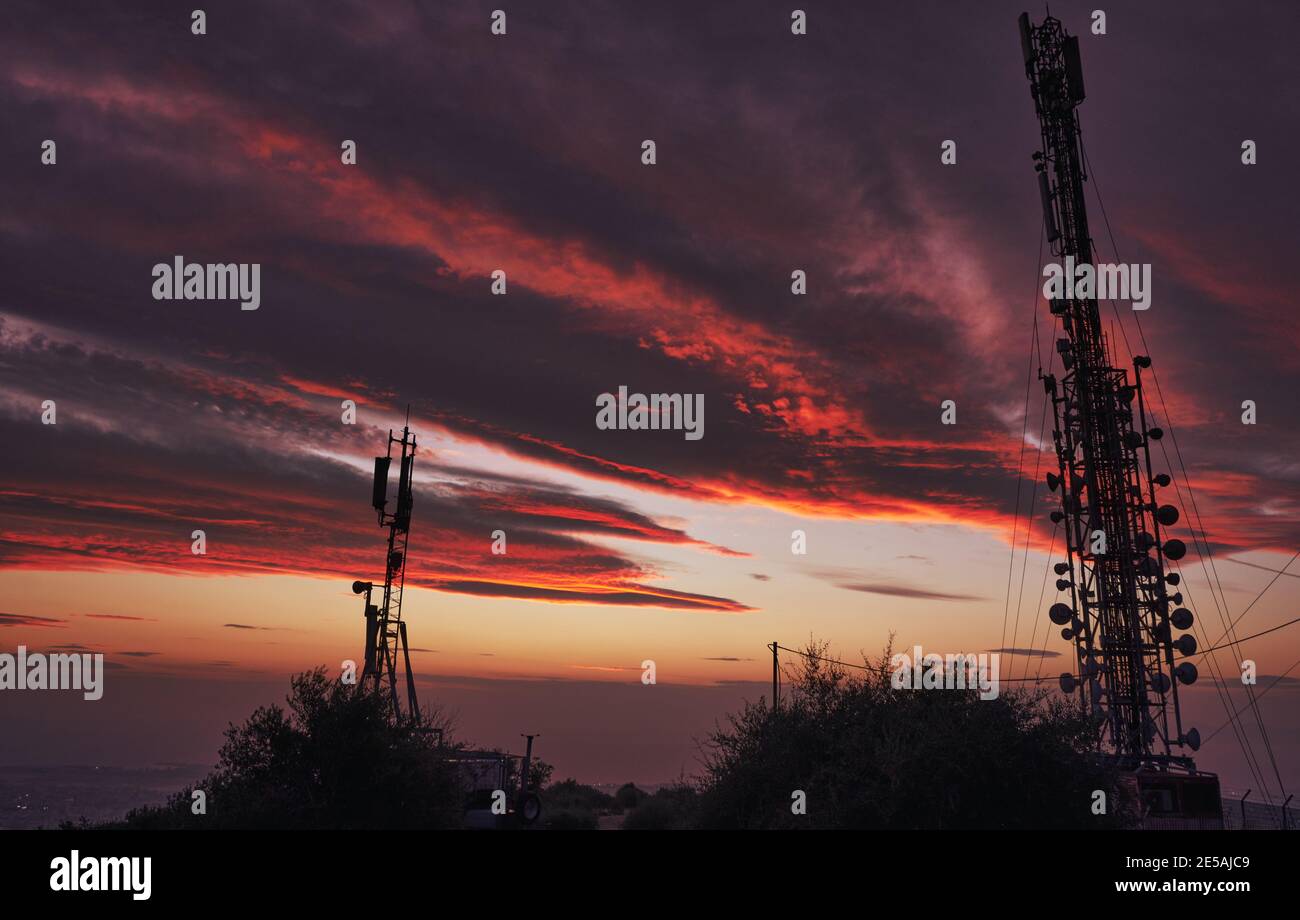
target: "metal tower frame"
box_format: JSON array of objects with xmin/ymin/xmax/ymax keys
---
[
  {"xmin": 353, "ymin": 417, "xmax": 421, "ymax": 723},
  {"xmin": 1018, "ymin": 13, "xmax": 1204, "ymax": 770}
]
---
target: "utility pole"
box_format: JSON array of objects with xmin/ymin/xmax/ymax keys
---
[
  {"xmin": 520, "ymin": 733, "xmax": 538, "ymax": 798},
  {"xmin": 516, "ymin": 733, "xmax": 543, "ymax": 826},
  {"xmin": 769, "ymin": 641, "xmax": 779, "ymax": 711}
]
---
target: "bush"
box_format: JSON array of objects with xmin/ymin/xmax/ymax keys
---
[
  {"xmin": 622, "ymin": 782, "xmax": 698, "ymax": 830},
  {"xmin": 523, "ymin": 758, "xmax": 554, "ymax": 794},
  {"xmin": 695, "ymin": 642, "xmax": 1131, "ymax": 829},
  {"xmin": 614, "ymin": 782, "xmax": 646, "ymax": 810},
  {"xmin": 544, "ymin": 778, "xmax": 617, "ymax": 814},
  {"xmin": 95, "ymin": 668, "xmax": 465, "ymax": 830}
]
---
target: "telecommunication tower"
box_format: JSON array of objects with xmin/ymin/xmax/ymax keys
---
[
  {"xmin": 352, "ymin": 416, "xmax": 421, "ymax": 723},
  {"xmin": 1017, "ymin": 12, "xmax": 1220, "ymax": 819}
]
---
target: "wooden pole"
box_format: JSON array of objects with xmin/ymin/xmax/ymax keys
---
[{"xmin": 770, "ymin": 641, "xmax": 779, "ymax": 710}]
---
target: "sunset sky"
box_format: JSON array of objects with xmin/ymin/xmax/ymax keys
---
[{"xmin": 1, "ymin": 0, "xmax": 1298, "ymax": 793}]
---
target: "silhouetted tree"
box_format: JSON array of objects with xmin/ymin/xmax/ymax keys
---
[
  {"xmin": 614, "ymin": 782, "xmax": 646, "ymax": 810},
  {"xmin": 98, "ymin": 669, "xmax": 464, "ymax": 829},
  {"xmin": 695, "ymin": 641, "xmax": 1132, "ymax": 829},
  {"xmin": 524, "ymin": 758, "xmax": 554, "ymax": 794}
]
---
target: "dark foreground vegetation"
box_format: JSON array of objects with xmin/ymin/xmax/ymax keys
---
[
  {"xmin": 690, "ymin": 642, "xmax": 1129, "ymax": 829},
  {"xmin": 85, "ymin": 669, "xmax": 464, "ymax": 829},
  {"xmin": 74, "ymin": 645, "xmax": 1127, "ymax": 830}
]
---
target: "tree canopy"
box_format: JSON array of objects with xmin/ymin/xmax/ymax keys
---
[
  {"xmin": 97, "ymin": 669, "xmax": 464, "ymax": 830},
  {"xmin": 693, "ymin": 642, "xmax": 1131, "ymax": 829}
]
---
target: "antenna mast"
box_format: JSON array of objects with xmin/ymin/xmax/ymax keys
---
[
  {"xmin": 1017, "ymin": 13, "xmax": 1205, "ymax": 773},
  {"xmin": 352, "ymin": 414, "xmax": 421, "ymax": 723}
]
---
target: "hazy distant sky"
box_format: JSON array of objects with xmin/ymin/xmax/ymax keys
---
[{"xmin": 1, "ymin": 0, "xmax": 1297, "ymax": 793}]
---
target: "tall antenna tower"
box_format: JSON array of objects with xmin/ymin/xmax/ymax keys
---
[
  {"xmin": 1017, "ymin": 13, "xmax": 1219, "ymax": 814},
  {"xmin": 352, "ymin": 413, "xmax": 421, "ymax": 723}
]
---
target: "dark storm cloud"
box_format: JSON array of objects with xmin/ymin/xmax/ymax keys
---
[
  {"xmin": 1, "ymin": 0, "xmax": 1298, "ymax": 603},
  {"xmin": 0, "ymin": 337, "xmax": 748, "ymax": 608}
]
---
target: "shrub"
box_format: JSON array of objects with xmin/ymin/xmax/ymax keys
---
[
  {"xmin": 95, "ymin": 669, "xmax": 464, "ymax": 830},
  {"xmin": 695, "ymin": 642, "xmax": 1130, "ymax": 829}
]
